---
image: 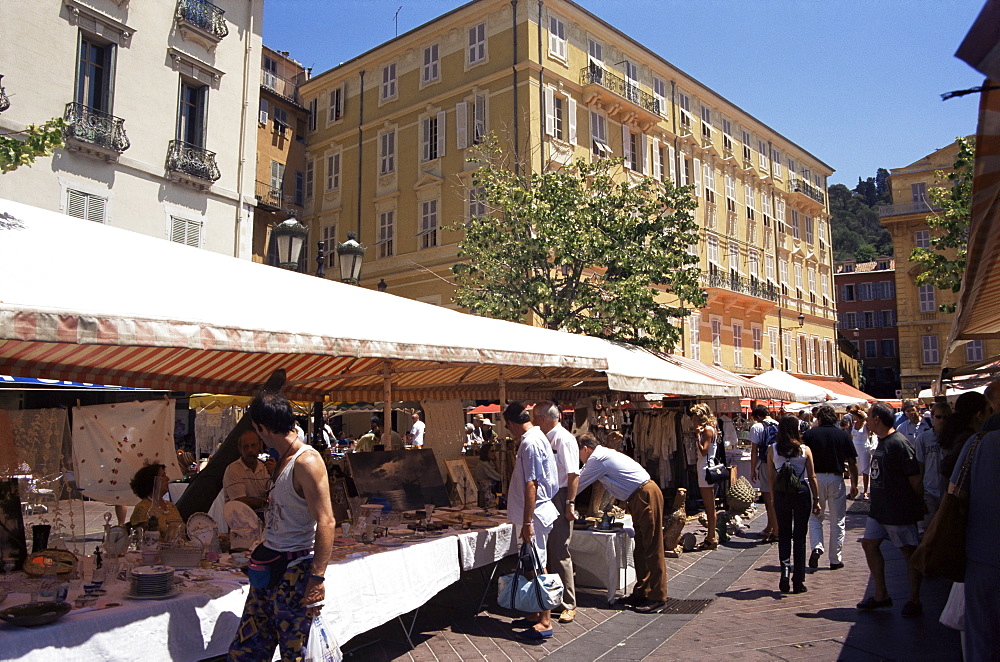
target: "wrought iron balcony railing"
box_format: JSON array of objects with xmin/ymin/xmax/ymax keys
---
[
  {"xmin": 176, "ymin": 0, "xmax": 228, "ymax": 40},
  {"xmin": 580, "ymin": 66, "xmax": 661, "ymax": 116},
  {"xmin": 878, "ymin": 200, "xmax": 941, "ymax": 218},
  {"xmin": 255, "ymin": 179, "xmax": 282, "ymax": 209},
  {"xmin": 63, "ymin": 102, "xmax": 130, "ymax": 154},
  {"xmin": 0, "ymin": 75, "xmax": 9, "ymax": 113},
  {"xmin": 166, "ymin": 140, "xmax": 220, "ymax": 183},
  {"xmin": 788, "ymin": 177, "xmax": 825, "ymax": 205},
  {"xmin": 702, "ymin": 270, "xmax": 779, "ymax": 303},
  {"xmin": 261, "ymin": 71, "xmax": 301, "ymax": 105}
]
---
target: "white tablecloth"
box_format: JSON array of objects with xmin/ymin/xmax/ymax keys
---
[
  {"xmin": 456, "ymin": 523, "xmax": 517, "ymax": 571},
  {"xmin": 568, "ymin": 517, "xmax": 636, "ymax": 604}
]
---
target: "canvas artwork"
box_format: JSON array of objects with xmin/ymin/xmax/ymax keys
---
[
  {"xmin": 444, "ymin": 458, "xmax": 477, "ymax": 506},
  {"xmin": 329, "ymin": 478, "xmax": 352, "ymax": 523},
  {"xmin": 0, "ymin": 478, "xmax": 28, "ymax": 571},
  {"xmin": 347, "ymin": 450, "xmax": 450, "ymax": 511}
]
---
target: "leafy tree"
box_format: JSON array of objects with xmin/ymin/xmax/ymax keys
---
[
  {"xmin": 449, "ymin": 140, "xmax": 704, "ymax": 350},
  {"xmin": 830, "ymin": 176, "xmax": 893, "ymax": 262},
  {"xmin": 0, "ymin": 118, "xmax": 65, "ymax": 174},
  {"xmin": 909, "ymin": 136, "xmax": 974, "ymax": 313}
]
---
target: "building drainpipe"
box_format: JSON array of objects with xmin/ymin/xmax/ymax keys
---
[
  {"xmin": 511, "ymin": 0, "xmax": 519, "ymax": 176},
  {"xmin": 537, "ymin": 0, "xmax": 545, "ymax": 175},
  {"xmin": 356, "ymin": 70, "xmax": 365, "ymax": 237},
  {"xmin": 234, "ymin": 0, "xmax": 255, "ymax": 258}
]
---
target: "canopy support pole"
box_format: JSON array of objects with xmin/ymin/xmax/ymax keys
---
[
  {"xmin": 382, "ymin": 361, "xmax": 393, "ymax": 448},
  {"xmin": 498, "ymin": 366, "xmax": 507, "ymax": 477}
]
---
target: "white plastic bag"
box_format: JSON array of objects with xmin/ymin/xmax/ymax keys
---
[
  {"xmin": 939, "ymin": 582, "xmax": 965, "ymax": 631},
  {"xmin": 303, "ymin": 614, "xmax": 342, "ymax": 662}
]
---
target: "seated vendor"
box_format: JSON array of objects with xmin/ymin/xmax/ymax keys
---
[
  {"xmin": 128, "ymin": 463, "xmax": 183, "ymax": 535},
  {"xmin": 355, "ymin": 415, "xmax": 401, "ymax": 452},
  {"xmin": 475, "ymin": 442, "xmax": 503, "ymax": 508},
  {"xmin": 222, "ymin": 429, "xmax": 273, "ymax": 513}
]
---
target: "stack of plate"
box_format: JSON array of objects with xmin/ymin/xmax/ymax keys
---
[{"xmin": 128, "ymin": 565, "xmax": 176, "ymax": 599}]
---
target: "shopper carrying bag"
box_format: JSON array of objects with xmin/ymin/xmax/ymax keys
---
[{"xmin": 497, "ymin": 542, "xmax": 564, "ymax": 613}]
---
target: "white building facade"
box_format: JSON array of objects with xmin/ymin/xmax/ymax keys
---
[{"xmin": 0, "ymin": 0, "xmax": 262, "ymax": 257}]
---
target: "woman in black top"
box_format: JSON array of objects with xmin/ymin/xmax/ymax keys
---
[{"xmin": 767, "ymin": 416, "xmax": 821, "ymax": 593}]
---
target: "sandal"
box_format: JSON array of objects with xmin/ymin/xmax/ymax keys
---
[
  {"xmin": 697, "ymin": 539, "xmax": 718, "ymax": 550},
  {"xmin": 760, "ymin": 534, "xmax": 779, "ymax": 544}
]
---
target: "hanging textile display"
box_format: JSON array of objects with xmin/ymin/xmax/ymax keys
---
[
  {"xmin": 72, "ymin": 400, "xmax": 180, "ymax": 505},
  {"xmin": 193, "ymin": 407, "xmax": 239, "ymax": 459},
  {"xmin": 0, "ymin": 410, "xmax": 18, "ymax": 476},
  {"xmin": 7, "ymin": 408, "xmax": 70, "ymax": 479},
  {"xmin": 631, "ymin": 410, "xmax": 680, "ymax": 486}
]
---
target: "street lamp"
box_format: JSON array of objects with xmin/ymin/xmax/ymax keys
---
[
  {"xmin": 797, "ymin": 312, "xmax": 805, "ymax": 327},
  {"xmin": 336, "ymin": 232, "xmax": 366, "ymax": 284},
  {"xmin": 377, "ymin": 279, "xmax": 387, "ymax": 292},
  {"xmin": 271, "ymin": 215, "xmax": 308, "ymax": 271}
]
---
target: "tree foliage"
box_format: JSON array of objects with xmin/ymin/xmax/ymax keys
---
[
  {"xmin": 449, "ymin": 140, "xmax": 704, "ymax": 350},
  {"xmin": 829, "ymin": 168, "xmax": 894, "ymax": 263},
  {"xmin": 909, "ymin": 136, "xmax": 974, "ymax": 312},
  {"xmin": 0, "ymin": 118, "xmax": 65, "ymax": 174}
]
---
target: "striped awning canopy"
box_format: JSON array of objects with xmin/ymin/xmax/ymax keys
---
[
  {"xmin": 652, "ymin": 354, "xmax": 796, "ymax": 402},
  {"xmin": 0, "ymin": 199, "xmax": 733, "ymax": 402}
]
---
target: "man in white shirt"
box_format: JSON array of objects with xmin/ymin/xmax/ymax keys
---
[
  {"xmin": 532, "ymin": 401, "xmax": 580, "ymax": 623},
  {"xmin": 223, "ymin": 429, "xmax": 274, "ymax": 512},
  {"xmin": 408, "ymin": 412, "xmax": 426, "ymax": 449},
  {"xmin": 503, "ymin": 401, "xmax": 559, "ymax": 641},
  {"xmin": 896, "ymin": 401, "xmax": 930, "ymax": 445},
  {"xmin": 577, "ymin": 433, "xmax": 666, "ymax": 614}
]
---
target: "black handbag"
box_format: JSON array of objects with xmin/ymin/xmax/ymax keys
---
[{"xmin": 705, "ymin": 463, "xmax": 727, "ymax": 485}]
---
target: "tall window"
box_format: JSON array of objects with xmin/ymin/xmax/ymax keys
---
[
  {"xmin": 911, "ymin": 182, "xmax": 927, "ymax": 202},
  {"xmin": 473, "ymin": 94, "xmax": 487, "ymax": 143},
  {"xmin": 722, "ymin": 119, "xmax": 733, "ymax": 153},
  {"xmin": 690, "ymin": 314, "xmax": 700, "ymax": 361},
  {"xmin": 177, "ymin": 81, "xmax": 207, "ymax": 146},
  {"xmin": 379, "ymin": 130, "xmax": 395, "ymax": 175},
  {"xmin": 707, "ymin": 235, "xmax": 719, "ymax": 264},
  {"xmin": 380, "ymin": 63, "xmax": 396, "ymax": 100},
  {"xmin": 881, "ymin": 339, "xmax": 896, "ymax": 358},
  {"xmin": 711, "ymin": 319, "xmax": 722, "ymax": 364},
  {"xmin": 783, "ymin": 331, "xmax": 794, "ymax": 371},
  {"xmin": 922, "ymin": 335, "xmax": 939, "ymax": 364},
  {"xmin": 765, "ymin": 254, "xmax": 775, "ymax": 282},
  {"xmin": 742, "ymin": 130, "xmax": 752, "ymax": 162},
  {"xmin": 468, "ymin": 22, "xmax": 486, "ymax": 64},
  {"xmin": 678, "ymin": 92, "xmax": 692, "ymax": 130},
  {"xmin": 377, "ymin": 210, "xmax": 394, "ymax": 258},
  {"xmin": 804, "ymin": 216, "xmax": 814, "ymax": 243},
  {"xmin": 328, "ymin": 86, "xmax": 344, "ymax": 122},
  {"xmin": 865, "ymin": 340, "xmax": 878, "ymax": 359},
  {"xmin": 305, "ymin": 160, "xmax": 314, "ymax": 198},
  {"xmin": 422, "ymin": 44, "xmax": 439, "ymax": 83},
  {"xmin": 422, "ymin": 113, "xmax": 443, "ymax": 162},
  {"xmin": 548, "ymin": 15, "xmax": 566, "ymax": 59},
  {"xmin": 294, "ymin": 171, "xmax": 304, "ymax": 205},
  {"xmin": 919, "ymin": 284, "xmax": 936, "ymax": 313},
  {"xmin": 653, "ymin": 77, "xmax": 666, "ymax": 113},
  {"xmin": 468, "ymin": 186, "xmax": 486, "ymax": 220},
  {"xmin": 262, "ymin": 55, "xmax": 278, "ymax": 90},
  {"xmin": 790, "ymin": 209, "xmax": 800, "ymax": 239},
  {"xmin": 627, "ymin": 131, "xmax": 639, "ymax": 171},
  {"xmin": 307, "ymin": 98, "xmax": 317, "ymax": 131},
  {"xmin": 701, "ymin": 106, "xmax": 712, "ymax": 140},
  {"xmin": 779, "ymin": 258, "xmax": 788, "ymax": 286},
  {"xmin": 552, "ymin": 95, "xmax": 564, "ymax": 140},
  {"xmin": 419, "ymin": 199, "xmax": 438, "ymax": 249},
  {"xmin": 768, "ymin": 328, "xmax": 778, "ymax": 367},
  {"xmin": 77, "ymin": 36, "xmax": 113, "ymax": 111},
  {"xmin": 590, "ymin": 111, "xmax": 609, "ymax": 157},
  {"xmin": 859, "ymin": 282, "xmax": 873, "ymax": 300},
  {"xmin": 967, "ymin": 340, "xmax": 984, "ymax": 362},
  {"xmin": 269, "ymin": 160, "xmax": 285, "ymax": 195},
  {"xmin": 325, "ymin": 152, "xmax": 340, "ymax": 191},
  {"xmin": 321, "ymin": 225, "xmax": 338, "ymax": 268},
  {"xmin": 915, "ymin": 230, "xmax": 931, "ymax": 248},
  {"xmin": 733, "ymin": 322, "xmax": 743, "ymax": 368},
  {"xmin": 66, "ymin": 189, "xmax": 107, "ymax": 223}
]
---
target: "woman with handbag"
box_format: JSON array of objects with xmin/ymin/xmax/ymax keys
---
[
  {"xmin": 688, "ymin": 403, "xmax": 719, "ymax": 550},
  {"xmin": 767, "ymin": 416, "xmax": 822, "ymax": 593}
]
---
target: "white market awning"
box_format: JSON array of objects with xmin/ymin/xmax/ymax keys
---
[{"xmin": 750, "ymin": 369, "xmax": 830, "ymax": 403}]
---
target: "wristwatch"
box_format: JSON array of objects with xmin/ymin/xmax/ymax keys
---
[{"xmin": 309, "ymin": 574, "xmax": 325, "ymax": 582}]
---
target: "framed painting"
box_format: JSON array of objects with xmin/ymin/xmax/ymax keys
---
[
  {"xmin": 444, "ymin": 458, "xmax": 477, "ymax": 507},
  {"xmin": 347, "ymin": 449, "xmax": 450, "ymax": 511}
]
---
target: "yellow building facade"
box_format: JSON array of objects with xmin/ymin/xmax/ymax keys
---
[
  {"xmin": 879, "ymin": 141, "xmax": 999, "ymax": 396},
  {"xmin": 300, "ymin": 0, "xmax": 838, "ymax": 378}
]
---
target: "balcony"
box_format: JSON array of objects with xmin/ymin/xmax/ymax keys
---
[
  {"xmin": 702, "ymin": 270, "xmax": 779, "ymax": 303},
  {"xmin": 788, "ymin": 177, "xmax": 825, "ymax": 206},
  {"xmin": 580, "ymin": 66, "xmax": 661, "ymax": 124},
  {"xmin": 63, "ymin": 102, "xmax": 130, "ymax": 161},
  {"xmin": 166, "ymin": 140, "xmax": 220, "ymax": 189},
  {"xmin": 176, "ymin": 0, "xmax": 228, "ymax": 50},
  {"xmin": 261, "ymin": 71, "xmax": 302, "ymax": 106},
  {"xmin": 878, "ymin": 200, "xmax": 941, "ymax": 218},
  {"xmin": 255, "ymin": 179, "xmax": 282, "ymax": 211},
  {"xmin": 0, "ymin": 75, "xmax": 9, "ymax": 113}
]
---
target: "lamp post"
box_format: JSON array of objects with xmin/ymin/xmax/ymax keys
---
[
  {"xmin": 315, "ymin": 241, "xmax": 326, "ymax": 278},
  {"xmin": 797, "ymin": 311, "xmax": 805, "ymax": 327},
  {"xmin": 336, "ymin": 232, "xmax": 365, "ymax": 284},
  {"xmin": 271, "ymin": 215, "xmax": 308, "ymax": 271},
  {"xmin": 377, "ymin": 279, "xmax": 387, "ymax": 292}
]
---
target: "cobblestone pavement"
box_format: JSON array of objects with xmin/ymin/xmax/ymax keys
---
[{"xmin": 349, "ymin": 496, "xmax": 961, "ymax": 662}]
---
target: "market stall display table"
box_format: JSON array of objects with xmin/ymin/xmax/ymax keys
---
[
  {"xmin": 569, "ymin": 517, "xmax": 636, "ymax": 604},
  {"xmin": 726, "ymin": 449, "xmax": 752, "ymax": 483}
]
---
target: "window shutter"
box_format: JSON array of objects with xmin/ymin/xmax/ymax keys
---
[
  {"xmin": 437, "ymin": 110, "xmax": 446, "ymax": 158},
  {"xmin": 339, "ymin": 83, "xmax": 347, "ymax": 117},
  {"xmin": 67, "ymin": 190, "xmax": 86, "ymax": 219},
  {"xmin": 544, "ymin": 87, "xmax": 555, "ymax": 137},
  {"xmin": 640, "ymin": 134, "xmax": 648, "ymax": 175},
  {"xmin": 87, "ymin": 195, "xmax": 106, "ymax": 223},
  {"xmin": 474, "ymin": 94, "xmax": 486, "ymax": 141},
  {"xmin": 171, "ymin": 217, "xmax": 187, "ymax": 244},
  {"xmin": 668, "ymin": 144, "xmax": 676, "ymax": 182},
  {"xmin": 652, "ymin": 138, "xmax": 661, "ymax": 179},
  {"xmin": 567, "ymin": 97, "xmax": 577, "ymax": 144},
  {"xmin": 693, "ymin": 157, "xmax": 701, "ymax": 194},
  {"xmin": 455, "ymin": 102, "xmax": 468, "ymax": 149},
  {"xmin": 422, "ymin": 118, "xmax": 430, "ymax": 162},
  {"xmin": 589, "ymin": 110, "xmax": 595, "ymax": 147},
  {"xmin": 622, "ymin": 123, "xmax": 630, "ymax": 162}
]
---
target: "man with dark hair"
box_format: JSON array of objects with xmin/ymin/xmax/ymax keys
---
[
  {"xmin": 804, "ymin": 405, "xmax": 858, "ymax": 571},
  {"xmin": 896, "ymin": 400, "xmax": 930, "ymax": 445},
  {"xmin": 503, "ymin": 401, "xmax": 559, "ymax": 641},
  {"xmin": 856, "ymin": 401, "xmax": 924, "ymax": 617},
  {"xmin": 355, "ymin": 415, "xmax": 401, "ymax": 453},
  {"xmin": 229, "ymin": 391, "xmax": 335, "ymax": 660},
  {"xmin": 532, "ymin": 401, "xmax": 579, "ymax": 623},
  {"xmin": 748, "ymin": 404, "xmax": 779, "ymax": 542},
  {"xmin": 577, "ymin": 433, "xmax": 667, "ymax": 614},
  {"xmin": 223, "ymin": 429, "xmax": 274, "ymax": 511}
]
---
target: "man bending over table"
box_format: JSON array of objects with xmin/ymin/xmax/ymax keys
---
[{"xmin": 228, "ymin": 391, "xmax": 335, "ymax": 661}]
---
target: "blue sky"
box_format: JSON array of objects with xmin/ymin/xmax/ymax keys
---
[{"xmin": 263, "ymin": 0, "xmax": 986, "ymax": 188}]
